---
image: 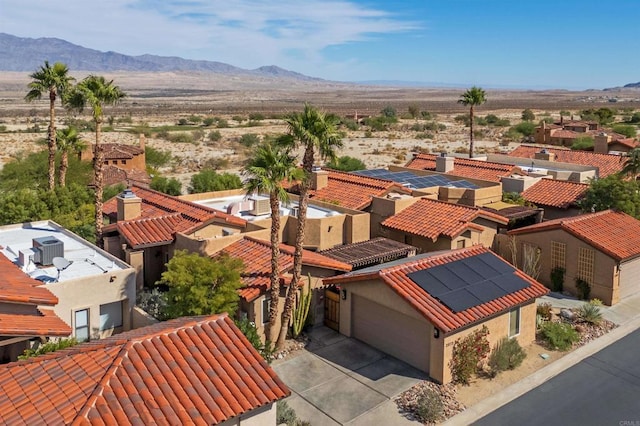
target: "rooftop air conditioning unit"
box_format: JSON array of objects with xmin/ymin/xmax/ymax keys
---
[
  {"xmin": 32, "ymin": 236, "xmax": 64, "ymax": 266},
  {"xmin": 249, "ymin": 196, "xmax": 271, "ymax": 216}
]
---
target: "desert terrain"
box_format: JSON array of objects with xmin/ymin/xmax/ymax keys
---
[{"xmin": 1, "ymin": 71, "xmax": 639, "ymax": 190}]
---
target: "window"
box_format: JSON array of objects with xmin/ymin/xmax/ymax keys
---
[
  {"xmin": 74, "ymin": 309, "xmax": 90, "ymax": 342},
  {"xmin": 577, "ymin": 247, "xmax": 595, "ymax": 284},
  {"xmin": 509, "ymin": 307, "xmax": 520, "ymax": 338},
  {"xmin": 121, "ymin": 160, "xmax": 126, "ymax": 165},
  {"xmin": 99, "ymin": 301, "xmax": 123, "ymax": 331},
  {"xmin": 551, "ymin": 241, "xmax": 566, "ymax": 270},
  {"xmin": 456, "ymin": 239, "xmax": 466, "ymax": 249},
  {"xmin": 262, "ymin": 298, "xmax": 271, "ymax": 324}
]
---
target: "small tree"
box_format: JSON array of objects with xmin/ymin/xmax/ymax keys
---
[
  {"xmin": 579, "ymin": 174, "xmax": 640, "ymax": 218},
  {"xmin": 488, "ymin": 337, "xmax": 526, "ymax": 377},
  {"xmin": 189, "ymin": 169, "xmax": 242, "ymax": 193},
  {"xmin": 612, "ymin": 124, "xmax": 637, "ymax": 139},
  {"xmin": 150, "ymin": 176, "xmax": 182, "ymax": 196},
  {"xmin": 159, "ymin": 251, "xmax": 243, "ymax": 319},
  {"xmin": 449, "ymin": 325, "xmax": 490, "ymax": 385},
  {"xmin": 381, "ymin": 105, "xmax": 397, "ymax": 119},
  {"xmin": 521, "ymin": 109, "xmax": 536, "ymax": 121}
]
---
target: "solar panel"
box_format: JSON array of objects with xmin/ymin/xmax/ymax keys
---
[
  {"xmin": 407, "ymin": 252, "xmax": 530, "ymax": 313},
  {"xmin": 353, "ymin": 169, "xmax": 478, "ymax": 189}
]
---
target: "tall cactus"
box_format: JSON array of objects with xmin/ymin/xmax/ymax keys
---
[{"xmin": 292, "ymin": 274, "xmax": 313, "ymax": 338}]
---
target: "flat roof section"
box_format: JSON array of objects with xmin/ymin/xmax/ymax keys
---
[{"xmin": 0, "ymin": 221, "xmax": 128, "ymax": 283}]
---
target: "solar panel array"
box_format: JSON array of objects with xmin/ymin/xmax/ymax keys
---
[
  {"xmin": 354, "ymin": 169, "xmax": 478, "ymax": 189},
  {"xmin": 407, "ymin": 252, "xmax": 529, "ymax": 313}
]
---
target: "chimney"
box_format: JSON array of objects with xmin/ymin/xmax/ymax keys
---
[
  {"xmin": 117, "ymin": 189, "xmax": 142, "ymax": 221},
  {"xmin": 594, "ymin": 132, "xmax": 610, "ymax": 154},
  {"xmin": 311, "ymin": 167, "xmax": 329, "ymax": 190},
  {"xmin": 139, "ymin": 133, "xmax": 146, "ymax": 150},
  {"xmin": 534, "ymin": 149, "xmax": 555, "ymax": 162},
  {"xmin": 560, "ymin": 115, "xmax": 564, "ymax": 125},
  {"xmin": 435, "ymin": 153, "xmax": 455, "ymax": 173}
]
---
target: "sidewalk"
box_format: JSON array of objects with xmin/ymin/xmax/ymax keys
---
[{"xmin": 444, "ymin": 292, "xmax": 640, "ymax": 425}]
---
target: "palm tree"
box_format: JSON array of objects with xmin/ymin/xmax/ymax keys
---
[
  {"xmin": 275, "ymin": 103, "xmax": 342, "ymax": 349},
  {"xmin": 244, "ymin": 138, "xmax": 303, "ymax": 344},
  {"xmin": 66, "ymin": 76, "xmax": 125, "ymax": 245},
  {"xmin": 25, "ymin": 61, "xmax": 74, "ymax": 191},
  {"xmin": 622, "ymin": 147, "xmax": 640, "ymax": 180},
  {"xmin": 458, "ymin": 86, "xmax": 487, "ymax": 158},
  {"xmin": 56, "ymin": 126, "xmax": 86, "ymax": 187}
]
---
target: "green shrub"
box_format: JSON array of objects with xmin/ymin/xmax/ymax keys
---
[
  {"xmin": 19, "ymin": 338, "xmax": 78, "ymax": 360},
  {"xmin": 576, "ymin": 303, "xmax": 602, "ymax": 325},
  {"xmin": 167, "ymin": 132, "xmax": 195, "ymax": 144},
  {"xmin": 145, "ymin": 146, "xmax": 172, "ymax": 169},
  {"xmin": 536, "ymin": 302, "xmax": 553, "ymax": 321},
  {"xmin": 513, "ymin": 121, "xmax": 536, "ymax": 136},
  {"xmin": 202, "ymin": 117, "xmax": 216, "ymax": 126},
  {"xmin": 550, "ymin": 267, "xmax": 565, "ymax": 292},
  {"xmin": 276, "ymin": 401, "xmax": 297, "ymax": 426},
  {"xmin": 177, "ymin": 118, "xmax": 188, "ymax": 126},
  {"xmin": 612, "ymin": 124, "xmax": 637, "ymax": 138},
  {"xmin": 326, "ymin": 155, "xmax": 366, "ymax": 172},
  {"xmin": 571, "ymin": 136, "xmax": 594, "ymax": 151},
  {"xmin": 488, "ymin": 337, "xmax": 526, "ymax": 376},
  {"xmin": 341, "ymin": 118, "xmax": 359, "ymax": 131},
  {"xmin": 0, "ymin": 125, "xmax": 8, "ymax": 132},
  {"xmin": 540, "ymin": 321, "xmax": 579, "ymax": 351},
  {"xmin": 235, "ymin": 318, "xmax": 274, "ymax": 363},
  {"xmin": 364, "ymin": 130, "xmax": 373, "ymax": 138},
  {"xmin": 208, "ymin": 130, "xmax": 222, "ymax": 142},
  {"xmin": 216, "ymin": 119, "xmax": 230, "ymax": 128},
  {"xmin": 248, "ymin": 112, "xmax": 265, "ymax": 121},
  {"xmin": 150, "ymin": 176, "xmax": 182, "ymax": 196},
  {"xmin": 189, "ymin": 170, "xmax": 242, "ymax": 193},
  {"xmin": 415, "ymin": 388, "xmax": 444, "ymax": 423},
  {"xmin": 589, "ymin": 298, "xmax": 603, "ymax": 306},
  {"xmin": 239, "ymin": 133, "xmax": 260, "ymax": 147},
  {"xmin": 449, "ymin": 326, "xmax": 490, "ymax": 385},
  {"xmin": 575, "ymin": 277, "xmax": 591, "ymax": 300}
]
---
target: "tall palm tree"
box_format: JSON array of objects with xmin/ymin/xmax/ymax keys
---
[
  {"xmin": 458, "ymin": 86, "xmax": 487, "ymax": 158},
  {"xmin": 25, "ymin": 61, "xmax": 74, "ymax": 191},
  {"xmin": 244, "ymin": 138, "xmax": 303, "ymax": 344},
  {"xmin": 276, "ymin": 103, "xmax": 342, "ymax": 349},
  {"xmin": 622, "ymin": 147, "xmax": 640, "ymax": 180},
  {"xmin": 66, "ymin": 76, "xmax": 125, "ymax": 245},
  {"xmin": 56, "ymin": 126, "xmax": 86, "ymax": 187}
]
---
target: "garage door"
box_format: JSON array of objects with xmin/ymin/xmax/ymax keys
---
[
  {"xmin": 351, "ymin": 294, "xmax": 430, "ymax": 373},
  {"xmin": 620, "ymin": 259, "xmax": 640, "ymax": 299}
]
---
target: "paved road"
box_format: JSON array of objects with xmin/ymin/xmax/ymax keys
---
[{"xmin": 475, "ymin": 328, "xmax": 640, "ymax": 426}]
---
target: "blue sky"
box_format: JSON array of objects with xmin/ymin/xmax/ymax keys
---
[{"xmin": 2, "ymin": 0, "xmax": 639, "ymax": 89}]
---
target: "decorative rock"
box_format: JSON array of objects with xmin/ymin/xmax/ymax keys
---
[
  {"xmin": 560, "ymin": 309, "xmax": 575, "ymax": 321},
  {"xmin": 539, "ymin": 353, "xmax": 550, "ymax": 360},
  {"xmin": 395, "ymin": 381, "xmax": 465, "ymax": 423}
]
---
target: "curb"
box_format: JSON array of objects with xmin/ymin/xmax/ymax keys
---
[{"xmin": 443, "ymin": 315, "xmax": 640, "ymax": 425}]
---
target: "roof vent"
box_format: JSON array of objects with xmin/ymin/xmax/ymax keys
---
[
  {"xmin": 540, "ymin": 149, "xmax": 547, "ymax": 154},
  {"xmin": 120, "ymin": 188, "xmax": 137, "ymax": 198},
  {"xmin": 440, "ymin": 152, "xmax": 447, "ymax": 157},
  {"xmin": 312, "ymin": 165, "xmax": 322, "ymax": 172}
]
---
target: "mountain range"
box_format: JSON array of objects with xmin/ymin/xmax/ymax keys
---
[{"xmin": 0, "ymin": 33, "xmax": 320, "ymax": 81}]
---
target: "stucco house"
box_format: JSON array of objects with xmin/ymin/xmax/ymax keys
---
[
  {"xmin": 534, "ymin": 120, "xmax": 637, "ymax": 153},
  {"xmin": 405, "ymin": 153, "xmax": 521, "ymax": 183},
  {"xmin": 0, "ymin": 314, "xmax": 290, "ymax": 425},
  {"xmin": 379, "ymin": 198, "xmax": 508, "ymax": 252},
  {"xmin": 218, "ymin": 236, "xmax": 351, "ymax": 339},
  {"xmin": 0, "ymin": 255, "xmax": 71, "ymax": 362},
  {"xmin": 0, "ymin": 221, "xmax": 136, "ymax": 344},
  {"xmin": 323, "ymin": 245, "xmax": 548, "ymax": 384},
  {"xmin": 520, "ymin": 178, "xmax": 589, "ymax": 220},
  {"xmin": 81, "ymin": 136, "xmax": 151, "ymax": 187},
  {"xmin": 507, "ymin": 210, "xmax": 640, "ymax": 305}
]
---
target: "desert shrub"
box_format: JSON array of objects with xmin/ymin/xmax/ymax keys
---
[
  {"xmin": 232, "ymin": 115, "xmax": 245, "ymax": 123},
  {"xmin": 0, "ymin": 125, "xmax": 6, "ymax": 132},
  {"xmin": 239, "ymin": 133, "xmax": 260, "ymax": 147},
  {"xmin": 187, "ymin": 115, "xmax": 202, "ymax": 124},
  {"xmin": 421, "ymin": 111, "xmax": 433, "ymax": 120},
  {"xmin": 208, "ymin": 130, "xmax": 222, "ymax": 142},
  {"xmin": 189, "ymin": 169, "xmax": 242, "ymax": 193},
  {"xmin": 475, "ymin": 116, "xmax": 488, "ymax": 126},
  {"xmin": 243, "ymin": 120, "xmax": 262, "ymax": 127},
  {"xmin": 364, "ymin": 116, "xmax": 396, "ymax": 131},
  {"xmin": 341, "ymin": 118, "xmax": 359, "ymax": 131},
  {"xmin": 326, "ymin": 155, "xmax": 366, "ymax": 171},
  {"xmin": 137, "ymin": 288, "xmax": 169, "ymax": 321},
  {"xmin": 150, "ymin": 176, "xmax": 182, "ymax": 196},
  {"xmin": 167, "ymin": 132, "xmax": 195, "ymax": 144},
  {"xmin": 571, "ymin": 136, "xmax": 594, "ymax": 151},
  {"xmin": 449, "ymin": 325, "xmax": 490, "ymax": 385},
  {"xmin": 488, "ymin": 337, "xmax": 526, "ymax": 376},
  {"xmin": 177, "ymin": 118, "xmax": 188, "ymax": 126},
  {"xmin": 202, "ymin": 117, "xmax": 216, "ymax": 126},
  {"xmin": 513, "ymin": 121, "xmax": 536, "ymax": 137},
  {"xmin": 415, "ymin": 388, "xmax": 444, "ymax": 423},
  {"xmin": 576, "ymin": 303, "xmax": 602, "ymax": 325},
  {"xmin": 415, "ymin": 132, "xmax": 433, "ymax": 140},
  {"xmin": 521, "ymin": 109, "xmax": 536, "ymax": 121},
  {"xmin": 145, "ymin": 146, "xmax": 172, "ymax": 169},
  {"xmin": 550, "ymin": 267, "xmax": 565, "ymax": 292},
  {"xmin": 455, "ymin": 114, "xmax": 470, "ymax": 126},
  {"xmin": 248, "ymin": 112, "xmax": 265, "ymax": 121},
  {"xmin": 589, "ymin": 298, "xmax": 603, "ymax": 306},
  {"xmin": 612, "ymin": 124, "xmax": 637, "ymax": 138},
  {"xmin": 381, "ymin": 105, "xmax": 397, "ymax": 118},
  {"xmin": 19, "ymin": 337, "xmax": 79, "ymax": 360},
  {"xmin": 235, "ymin": 318, "xmax": 274, "ymax": 363},
  {"xmin": 502, "ymin": 191, "xmax": 526, "ymax": 205},
  {"xmin": 575, "ymin": 278, "xmax": 591, "ymax": 300},
  {"xmin": 216, "ymin": 119, "xmax": 230, "ymax": 128},
  {"xmin": 540, "ymin": 321, "xmax": 579, "ymax": 351},
  {"xmin": 203, "ymin": 157, "xmax": 230, "ymax": 170},
  {"xmin": 364, "ymin": 130, "xmax": 373, "ymax": 138},
  {"xmin": 277, "ymin": 401, "xmax": 297, "ymax": 426},
  {"xmin": 536, "ymin": 302, "xmax": 553, "ymax": 321},
  {"xmin": 192, "ymin": 129, "xmax": 205, "ymax": 142}
]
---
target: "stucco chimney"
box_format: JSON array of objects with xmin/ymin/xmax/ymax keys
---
[
  {"xmin": 311, "ymin": 167, "xmax": 329, "ymax": 190},
  {"xmin": 534, "ymin": 149, "xmax": 555, "ymax": 162},
  {"xmin": 435, "ymin": 153, "xmax": 455, "ymax": 173},
  {"xmin": 117, "ymin": 189, "xmax": 142, "ymax": 221},
  {"xmin": 139, "ymin": 133, "xmax": 146, "ymax": 150},
  {"xmin": 594, "ymin": 132, "xmax": 610, "ymax": 154}
]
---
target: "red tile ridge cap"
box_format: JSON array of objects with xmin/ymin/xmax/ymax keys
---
[{"xmin": 508, "ymin": 209, "xmax": 612, "ymax": 235}]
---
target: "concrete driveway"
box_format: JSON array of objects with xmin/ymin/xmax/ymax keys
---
[{"xmin": 272, "ymin": 326, "xmax": 426, "ymax": 425}]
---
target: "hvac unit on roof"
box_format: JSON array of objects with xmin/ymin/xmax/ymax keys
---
[
  {"xmin": 32, "ymin": 236, "xmax": 64, "ymax": 266},
  {"xmin": 249, "ymin": 196, "xmax": 271, "ymax": 216}
]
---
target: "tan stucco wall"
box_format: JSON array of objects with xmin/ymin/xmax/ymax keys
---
[
  {"xmin": 438, "ymin": 185, "xmax": 502, "ymax": 207},
  {"xmin": 369, "ymin": 196, "xmax": 421, "ymax": 237},
  {"xmin": 473, "ymin": 217, "xmax": 501, "ymax": 249},
  {"xmin": 510, "ymin": 230, "xmax": 617, "ymax": 304},
  {"xmin": 132, "ymin": 305, "xmax": 159, "ymax": 328},
  {"xmin": 42, "ymin": 267, "xmax": 136, "ymax": 340},
  {"xmin": 537, "ymin": 206, "xmax": 582, "ymax": 221},
  {"xmin": 345, "ymin": 212, "xmax": 370, "ymax": 244},
  {"xmin": 218, "ymin": 402, "xmax": 276, "ymax": 426},
  {"xmin": 434, "ymin": 301, "xmax": 537, "ymax": 384}
]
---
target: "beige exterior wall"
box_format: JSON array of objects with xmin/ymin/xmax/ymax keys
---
[
  {"xmin": 438, "ymin": 185, "xmax": 503, "ymax": 207},
  {"xmin": 435, "ymin": 301, "xmax": 537, "ymax": 384},
  {"xmin": 344, "ymin": 212, "xmax": 370, "ymax": 244},
  {"xmin": 510, "ymin": 230, "xmax": 618, "ymax": 305},
  {"xmin": 538, "ymin": 206, "xmax": 582, "ymax": 221},
  {"xmin": 473, "ymin": 217, "xmax": 501, "ymax": 249},
  {"xmin": 218, "ymin": 403, "xmax": 276, "ymax": 426},
  {"xmin": 380, "ymin": 228, "xmax": 479, "ymax": 253},
  {"xmin": 369, "ymin": 196, "xmax": 421, "ymax": 238},
  {"xmin": 42, "ymin": 267, "xmax": 136, "ymax": 340},
  {"xmin": 132, "ymin": 305, "xmax": 159, "ymax": 328}
]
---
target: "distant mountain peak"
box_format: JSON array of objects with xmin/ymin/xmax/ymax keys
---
[{"xmin": 0, "ymin": 33, "xmax": 319, "ymax": 81}]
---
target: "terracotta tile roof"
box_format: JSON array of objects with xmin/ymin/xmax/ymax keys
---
[
  {"xmin": 612, "ymin": 138, "xmax": 639, "ymax": 149},
  {"xmin": 382, "ymin": 198, "xmax": 508, "ymax": 240},
  {"xmin": 0, "ymin": 309, "xmax": 71, "ymax": 337},
  {"xmin": 102, "ymin": 165, "xmax": 150, "ymax": 188},
  {"xmin": 0, "ymin": 255, "xmax": 59, "ymax": 305},
  {"xmin": 104, "ymin": 186, "xmax": 246, "ymax": 248},
  {"xmin": 521, "ymin": 179, "xmax": 589, "ymax": 209},
  {"xmin": 405, "ymin": 154, "xmax": 518, "ymax": 183},
  {"xmin": 0, "ymin": 314, "xmax": 290, "ymax": 425},
  {"xmin": 324, "ymin": 246, "xmax": 548, "ymax": 333},
  {"xmin": 508, "ymin": 145, "xmax": 624, "ymax": 177},
  {"xmin": 101, "ymin": 143, "xmax": 144, "ymax": 160},
  {"xmin": 286, "ymin": 169, "xmax": 409, "ymax": 210},
  {"xmin": 321, "ymin": 237, "xmax": 419, "ymax": 268},
  {"xmin": 509, "ymin": 209, "xmax": 640, "ymax": 261},
  {"xmin": 549, "ymin": 129, "xmax": 580, "ymax": 139},
  {"xmin": 222, "ymin": 237, "xmax": 351, "ymax": 301}
]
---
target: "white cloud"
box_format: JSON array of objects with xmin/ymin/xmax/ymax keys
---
[{"xmin": 0, "ymin": 0, "xmax": 420, "ymax": 77}]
